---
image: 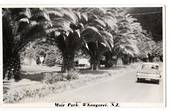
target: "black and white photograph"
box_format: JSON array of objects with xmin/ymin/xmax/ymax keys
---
[{"xmin": 2, "ymin": 7, "xmax": 164, "ymax": 106}]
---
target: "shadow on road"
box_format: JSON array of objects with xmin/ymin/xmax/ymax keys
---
[
  {"xmin": 79, "ymin": 69, "xmax": 107, "ymax": 75},
  {"xmin": 78, "ymin": 65, "xmax": 128, "ymax": 75},
  {"xmin": 136, "ymin": 80, "xmax": 160, "ymax": 85}
]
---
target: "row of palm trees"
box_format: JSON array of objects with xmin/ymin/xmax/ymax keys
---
[{"xmin": 3, "ymin": 8, "xmax": 159, "ymax": 81}]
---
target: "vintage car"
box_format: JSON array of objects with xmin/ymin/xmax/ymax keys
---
[
  {"xmin": 136, "ymin": 63, "xmax": 161, "ymax": 84},
  {"xmin": 74, "ymin": 58, "xmax": 90, "ymax": 67}
]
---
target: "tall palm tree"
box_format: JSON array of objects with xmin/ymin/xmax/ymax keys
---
[
  {"xmin": 113, "ymin": 13, "xmax": 142, "ymax": 64},
  {"xmin": 46, "ymin": 8, "xmax": 84, "ymax": 72},
  {"xmin": 113, "ymin": 33, "xmax": 139, "ymax": 64},
  {"xmin": 81, "ymin": 8, "xmax": 116, "ymax": 70},
  {"xmin": 46, "ymin": 8, "xmax": 117, "ymax": 71},
  {"xmin": 3, "ymin": 8, "xmax": 51, "ymax": 80}
]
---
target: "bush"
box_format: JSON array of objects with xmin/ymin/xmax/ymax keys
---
[
  {"xmin": 43, "ymin": 72, "xmax": 65, "ymax": 84},
  {"xmin": 3, "ymin": 85, "xmax": 47, "ymax": 103},
  {"xmin": 43, "ymin": 70, "xmax": 79, "ymax": 83},
  {"xmin": 65, "ymin": 70, "xmax": 79, "ymax": 80},
  {"xmin": 45, "ymin": 57, "xmax": 56, "ymax": 67}
]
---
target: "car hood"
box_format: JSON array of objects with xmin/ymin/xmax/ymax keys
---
[{"xmin": 138, "ymin": 69, "xmax": 160, "ymax": 74}]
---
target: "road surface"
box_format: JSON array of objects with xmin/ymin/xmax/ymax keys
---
[{"xmin": 21, "ymin": 64, "xmax": 164, "ymax": 105}]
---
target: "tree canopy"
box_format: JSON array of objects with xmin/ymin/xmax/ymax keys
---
[{"xmin": 3, "ymin": 7, "xmax": 162, "ymax": 80}]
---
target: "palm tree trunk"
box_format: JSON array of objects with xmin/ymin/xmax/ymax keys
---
[
  {"xmin": 105, "ymin": 52, "xmax": 113, "ymax": 68},
  {"xmin": 61, "ymin": 52, "xmax": 75, "ymax": 73},
  {"xmin": 3, "ymin": 52, "xmax": 21, "ymax": 81},
  {"xmin": 93, "ymin": 60, "xmax": 99, "ymax": 70},
  {"xmin": 122, "ymin": 55, "xmax": 129, "ymax": 65},
  {"xmin": 92, "ymin": 40, "xmax": 100, "ymax": 70},
  {"xmin": 90, "ymin": 55, "xmax": 100, "ymax": 70}
]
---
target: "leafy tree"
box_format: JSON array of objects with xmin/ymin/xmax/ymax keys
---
[
  {"xmin": 3, "ymin": 8, "xmax": 51, "ymax": 80},
  {"xmin": 21, "ymin": 39, "xmax": 62, "ymax": 66},
  {"xmin": 153, "ymin": 41, "xmax": 163, "ymax": 61},
  {"xmin": 136, "ymin": 30, "xmax": 158, "ymax": 62}
]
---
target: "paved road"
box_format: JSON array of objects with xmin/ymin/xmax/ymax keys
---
[{"xmin": 23, "ymin": 64, "xmax": 164, "ymax": 104}]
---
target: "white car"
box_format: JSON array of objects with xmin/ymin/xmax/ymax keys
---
[{"xmin": 136, "ymin": 63, "xmax": 161, "ymax": 84}]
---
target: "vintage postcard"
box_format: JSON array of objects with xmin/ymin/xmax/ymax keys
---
[{"xmin": 0, "ymin": 5, "xmax": 165, "ymax": 108}]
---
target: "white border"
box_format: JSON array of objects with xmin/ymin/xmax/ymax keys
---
[
  {"xmin": 0, "ymin": 2, "xmax": 168, "ymax": 111},
  {"xmin": 0, "ymin": 0, "xmax": 166, "ymax": 5},
  {"xmin": 0, "ymin": 4, "xmax": 165, "ymax": 8}
]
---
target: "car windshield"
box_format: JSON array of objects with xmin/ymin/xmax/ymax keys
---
[{"xmin": 141, "ymin": 64, "xmax": 159, "ymax": 70}]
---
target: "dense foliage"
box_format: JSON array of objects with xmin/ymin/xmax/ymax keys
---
[
  {"xmin": 3, "ymin": 8, "xmax": 162, "ymax": 80},
  {"xmin": 3, "ymin": 8, "xmax": 51, "ymax": 80}
]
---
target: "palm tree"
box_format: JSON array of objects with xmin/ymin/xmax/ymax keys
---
[
  {"xmin": 46, "ymin": 8, "xmax": 117, "ymax": 71},
  {"xmin": 112, "ymin": 13, "xmax": 142, "ymax": 65},
  {"xmin": 80, "ymin": 8, "xmax": 116, "ymax": 70},
  {"xmin": 3, "ymin": 8, "xmax": 51, "ymax": 80},
  {"xmin": 46, "ymin": 8, "xmax": 84, "ymax": 72},
  {"xmin": 138, "ymin": 37, "xmax": 157, "ymax": 62},
  {"xmin": 152, "ymin": 41, "xmax": 163, "ymax": 60},
  {"xmin": 113, "ymin": 33, "xmax": 139, "ymax": 64}
]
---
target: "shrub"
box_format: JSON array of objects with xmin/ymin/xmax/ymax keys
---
[
  {"xmin": 44, "ymin": 56, "xmax": 56, "ymax": 67},
  {"xmin": 43, "ymin": 70, "xmax": 79, "ymax": 83},
  {"xmin": 3, "ymin": 85, "xmax": 47, "ymax": 103},
  {"xmin": 65, "ymin": 70, "xmax": 79, "ymax": 80},
  {"xmin": 43, "ymin": 72, "xmax": 65, "ymax": 84},
  {"xmin": 44, "ymin": 47, "xmax": 62, "ymax": 67}
]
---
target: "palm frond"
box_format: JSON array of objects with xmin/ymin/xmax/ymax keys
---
[
  {"xmin": 30, "ymin": 8, "xmax": 50, "ymax": 22},
  {"xmin": 81, "ymin": 26, "xmax": 102, "ymax": 42},
  {"xmin": 103, "ymin": 15, "xmax": 117, "ymax": 30},
  {"xmin": 100, "ymin": 31, "xmax": 114, "ymax": 48},
  {"xmin": 125, "ymin": 44, "xmax": 139, "ymax": 55},
  {"xmin": 93, "ymin": 19, "xmax": 106, "ymax": 28},
  {"xmin": 48, "ymin": 10, "xmax": 63, "ymax": 18},
  {"xmin": 81, "ymin": 13, "xmax": 88, "ymax": 22},
  {"xmin": 62, "ymin": 9, "xmax": 78, "ymax": 24},
  {"xmin": 88, "ymin": 8, "xmax": 106, "ymax": 17}
]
